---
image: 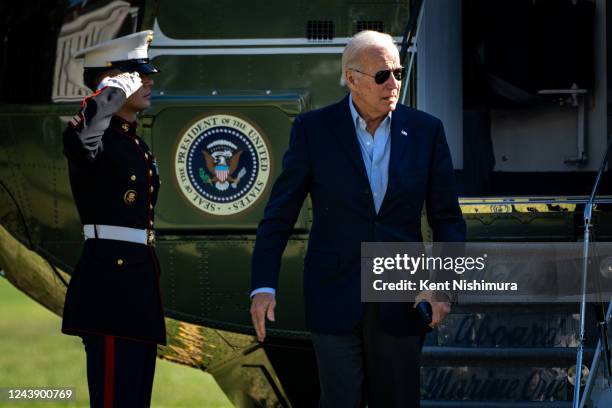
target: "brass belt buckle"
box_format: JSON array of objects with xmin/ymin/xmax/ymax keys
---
[{"xmin": 147, "ymin": 229, "xmax": 156, "ymax": 247}]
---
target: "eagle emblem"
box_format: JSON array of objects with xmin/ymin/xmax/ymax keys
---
[
  {"xmin": 176, "ymin": 114, "xmax": 271, "ymax": 216},
  {"xmin": 201, "ymin": 140, "xmax": 246, "ymax": 191}
]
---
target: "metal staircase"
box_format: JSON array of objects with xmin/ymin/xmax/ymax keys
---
[
  {"xmin": 415, "ymin": 197, "xmax": 612, "ymax": 407},
  {"xmin": 420, "ymin": 302, "xmax": 597, "ymax": 407}
]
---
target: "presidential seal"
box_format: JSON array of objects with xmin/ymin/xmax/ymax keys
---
[{"xmin": 174, "ymin": 114, "xmax": 271, "ymax": 215}]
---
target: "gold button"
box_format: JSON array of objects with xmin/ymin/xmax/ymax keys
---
[
  {"xmin": 144, "ymin": 153, "xmax": 149, "ymax": 160},
  {"xmin": 149, "ymin": 204, "xmax": 153, "ymax": 210},
  {"xmin": 149, "ymin": 220, "xmax": 154, "ymax": 227},
  {"xmin": 134, "ymin": 139, "xmax": 140, "ymax": 145},
  {"xmin": 117, "ymin": 259, "xmax": 124, "ymax": 266},
  {"xmin": 121, "ymin": 123, "xmax": 129, "ymax": 132},
  {"xmin": 150, "ymin": 186, "xmax": 154, "ymax": 193},
  {"xmin": 149, "ymin": 170, "xmax": 153, "ymax": 176},
  {"xmin": 130, "ymin": 175, "xmax": 136, "ymax": 181}
]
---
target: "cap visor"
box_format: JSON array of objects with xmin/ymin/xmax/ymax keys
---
[{"xmin": 119, "ymin": 62, "xmax": 160, "ymax": 74}]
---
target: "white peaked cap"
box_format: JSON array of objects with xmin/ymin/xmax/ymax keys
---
[{"xmin": 74, "ymin": 30, "xmax": 157, "ymax": 72}]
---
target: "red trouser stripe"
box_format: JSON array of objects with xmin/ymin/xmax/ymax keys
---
[{"xmin": 104, "ymin": 336, "xmax": 115, "ymax": 408}]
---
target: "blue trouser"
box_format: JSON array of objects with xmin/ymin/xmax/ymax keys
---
[{"xmin": 81, "ymin": 334, "xmax": 157, "ymax": 408}]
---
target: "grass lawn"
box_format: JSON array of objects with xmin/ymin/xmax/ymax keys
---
[{"xmin": 0, "ymin": 276, "xmax": 232, "ymax": 407}]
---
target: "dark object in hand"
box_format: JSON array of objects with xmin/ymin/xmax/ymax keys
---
[{"xmin": 416, "ymin": 301, "xmax": 432, "ymax": 326}]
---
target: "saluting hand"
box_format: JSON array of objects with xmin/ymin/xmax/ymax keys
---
[
  {"xmin": 98, "ymin": 72, "xmax": 143, "ymax": 98},
  {"xmin": 250, "ymin": 293, "xmax": 276, "ymax": 342},
  {"xmin": 414, "ymin": 290, "xmax": 452, "ymax": 329}
]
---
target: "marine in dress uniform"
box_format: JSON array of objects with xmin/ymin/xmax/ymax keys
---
[{"xmin": 61, "ymin": 31, "xmax": 165, "ymax": 408}]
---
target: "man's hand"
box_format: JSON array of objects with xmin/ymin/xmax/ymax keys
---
[
  {"xmin": 414, "ymin": 291, "xmax": 451, "ymax": 329},
  {"xmin": 97, "ymin": 72, "xmax": 142, "ymax": 98},
  {"xmin": 250, "ymin": 292, "xmax": 276, "ymax": 342}
]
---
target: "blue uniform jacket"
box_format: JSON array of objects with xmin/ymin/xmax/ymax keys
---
[{"xmin": 62, "ymin": 87, "xmax": 166, "ymax": 345}]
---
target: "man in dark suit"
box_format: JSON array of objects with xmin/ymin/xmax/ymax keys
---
[{"xmin": 250, "ymin": 30, "xmax": 465, "ymax": 407}]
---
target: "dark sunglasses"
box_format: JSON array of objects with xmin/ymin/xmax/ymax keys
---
[{"xmin": 350, "ymin": 67, "xmax": 405, "ymax": 84}]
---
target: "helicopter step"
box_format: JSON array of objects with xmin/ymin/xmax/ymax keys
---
[{"xmin": 417, "ymin": 302, "xmax": 602, "ymax": 407}]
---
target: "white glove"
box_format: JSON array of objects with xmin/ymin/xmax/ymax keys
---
[{"xmin": 97, "ymin": 72, "xmax": 142, "ymax": 98}]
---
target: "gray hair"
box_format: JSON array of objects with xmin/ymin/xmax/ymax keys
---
[{"xmin": 340, "ymin": 30, "xmax": 398, "ymax": 86}]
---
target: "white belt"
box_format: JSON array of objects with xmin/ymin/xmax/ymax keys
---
[{"xmin": 83, "ymin": 224, "xmax": 155, "ymax": 246}]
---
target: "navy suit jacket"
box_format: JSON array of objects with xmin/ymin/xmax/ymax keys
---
[{"xmin": 251, "ymin": 95, "xmax": 466, "ymax": 335}]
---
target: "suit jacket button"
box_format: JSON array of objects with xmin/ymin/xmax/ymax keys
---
[
  {"xmin": 144, "ymin": 153, "xmax": 149, "ymax": 160},
  {"xmin": 130, "ymin": 175, "xmax": 136, "ymax": 181},
  {"xmin": 150, "ymin": 186, "xmax": 154, "ymax": 193},
  {"xmin": 149, "ymin": 170, "xmax": 153, "ymax": 176},
  {"xmin": 117, "ymin": 259, "xmax": 124, "ymax": 266}
]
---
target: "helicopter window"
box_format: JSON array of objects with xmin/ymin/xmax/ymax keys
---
[
  {"xmin": 355, "ymin": 21, "xmax": 384, "ymax": 34},
  {"xmin": 306, "ymin": 20, "xmax": 335, "ymax": 41}
]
